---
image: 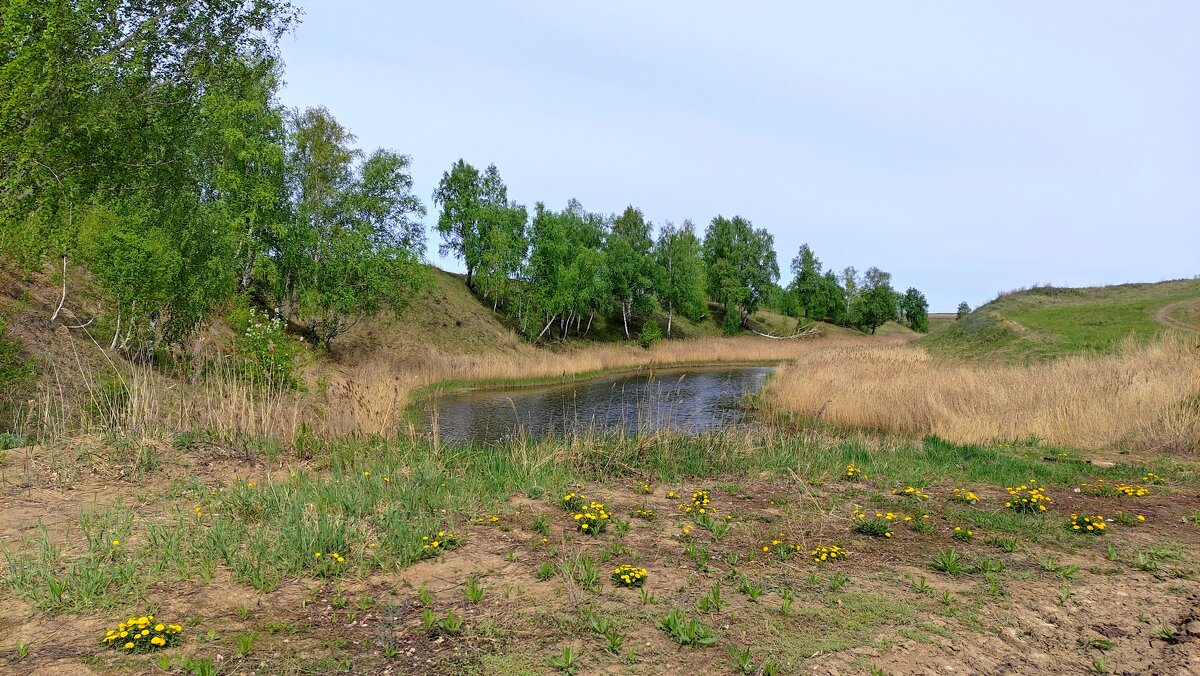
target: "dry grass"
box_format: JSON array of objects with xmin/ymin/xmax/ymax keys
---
[
  {"xmin": 764, "ymin": 334, "xmax": 1200, "ymax": 451},
  {"xmin": 13, "ymin": 320, "xmax": 1199, "ymax": 453}
]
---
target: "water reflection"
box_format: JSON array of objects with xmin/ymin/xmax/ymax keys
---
[{"xmin": 425, "ymin": 366, "xmax": 773, "ymax": 445}]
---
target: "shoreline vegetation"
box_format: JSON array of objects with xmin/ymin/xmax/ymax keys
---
[{"xmin": 16, "ymin": 329, "xmax": 1195, "ymax": 452}]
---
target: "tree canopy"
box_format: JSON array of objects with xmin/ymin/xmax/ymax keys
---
[{"xmin": 702, "ymin": 216, "xmax": 779, "ymax": 332}]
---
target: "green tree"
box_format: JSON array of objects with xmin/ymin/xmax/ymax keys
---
[
  {"xmin": 788, "ymin": 243, "xmax": 824, "ymax": 318},
  {"xmin": 0, "ymin": 0, "xmax": 297, "ymax": 330},
  {"xmin": 808, "ymin": 270, "xmax": 848, "ymax": 324},
  {"xmin": 957, "ymin": 302, "xmax": 971, "ymax": 319},
  {"xmin": 702, "ymin": 216, "xmax": 779, "ymax": 329},
  {"xmin": 899, "ymin": 287, "xmax": 930, "ymax": 332},
  {"xmin": 840, "ymin": 266, "xmax": 859, "ymax": 316},
  {"xmin": 604, "ymin": 206, "xmax": 660, "ymax": 339},
  {"xmin": 850, "ymin": 267, "xmax": 897, "ymax": 334},
  {"xmin": 274, "ymin": 107, "xmax": 426, "ymax": 348},
  {"xmin": 524, "ymin": 200, "xmax": 608, "ymax": 341},
  {"xmin": 654, "ymin": 220, "xmax": 707, "ymax": 336},
  {"xmin": 432, "ymin": 160, "xmax": 483, "ymax": 288},
  {"xmin": 432, "ymin": 161, "xmax": 527, "ymax": 300}
]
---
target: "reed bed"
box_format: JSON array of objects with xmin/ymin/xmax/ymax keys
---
[{"xmin": 764, "ymin": 335, "xmax": 1200, "ymax": 452}]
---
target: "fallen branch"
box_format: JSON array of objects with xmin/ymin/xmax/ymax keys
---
[{"xmin": 748, "ymin": 325, "xmax": 820, "ymax": 340}]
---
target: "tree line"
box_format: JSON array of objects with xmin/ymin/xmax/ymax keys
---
[
  {"xmin": 432, "ymin": 164, "xmax": 927, "ymax": 342},
  {"xmin": 0, "ymin": 1, "xmax": 927, "ymax": 357}
]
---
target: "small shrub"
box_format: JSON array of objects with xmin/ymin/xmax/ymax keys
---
[
  {"xmin": 637, "ymin": 320, "xmax": 662, "ymax": 348},
  {"xmin": 951, "ymin": 527, "xmax": 974, "ymax": 542},
  {"xmin": 230, "ymin": 305, "xmax": 297, "ymax": 389}
]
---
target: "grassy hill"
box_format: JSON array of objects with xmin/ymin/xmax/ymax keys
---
[
  {"xmin": 921, "ymin": 279, "xmax": 1200, "ymax": 361},
  {"xmin": 373, "ymin": 268, "xmax": 875, "ymax": 353}
]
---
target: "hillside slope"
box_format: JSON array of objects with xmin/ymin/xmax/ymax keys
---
[{"xmin": 921, "ymin": 279, "xmax": 1200, "ymax": 361}]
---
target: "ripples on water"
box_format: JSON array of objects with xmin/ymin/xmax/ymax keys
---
[{"xmin": 425, "ymin": 366, "xmax": 774, "ymax": 445}]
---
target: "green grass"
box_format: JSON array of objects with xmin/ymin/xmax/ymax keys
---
[
  {"xmin": 0, "ymin": 433, "xmax": 1174, "ymax": 614},
  {"xmin": 921, "ymin": 279, "xmax": 1200, "ymax": 361}
]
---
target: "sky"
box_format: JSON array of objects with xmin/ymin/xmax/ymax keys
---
[{"xmin": 276, "ymin": 2, "xmax": 1200, "ymax": 311}]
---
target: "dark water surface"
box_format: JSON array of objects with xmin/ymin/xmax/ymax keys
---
[{"xmin": 425, "ymin": 366, "xmax": 774, "ymax": 444}]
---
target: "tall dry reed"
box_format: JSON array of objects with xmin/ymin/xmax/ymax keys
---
[
  {"xmin": 763, "ymin": 335, "xmax": 1200, "ymax": 451},
  {"xmin": 20, "ymin": 326, "xmax": 1199, "ymax": 453}
]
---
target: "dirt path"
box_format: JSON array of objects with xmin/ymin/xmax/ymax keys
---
[{"xmin": 1153, "ymin": 298, "xmax": 1200, "ymax": 333}]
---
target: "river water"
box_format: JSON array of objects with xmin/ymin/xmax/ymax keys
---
[{"xmin": 424, "ymin": 366, "xmax": 774, "ymax": 445}]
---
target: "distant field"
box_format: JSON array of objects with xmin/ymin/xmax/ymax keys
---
[
  {"xmin": 921, "ymin": 279, "xmax": 1200, "ymax": 361},
  {"xmin": 926, "ymin": 312, "xmax": 956, "ymax": 335}
]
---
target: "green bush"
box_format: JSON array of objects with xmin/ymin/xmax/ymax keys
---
[
  {"xmin": 229, "ymin": 303, "xmax": 297, "ymax": 389},
  {"xmin": 637, "ymin": 320, "xmax": 662, "ymax": 348},
  {"xmin": 721, "ymin": 305, "xmax": 742, "ymax": 336}
]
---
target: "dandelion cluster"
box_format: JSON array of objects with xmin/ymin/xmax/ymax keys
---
[
  {"xmin": 560, "ymin": 492, "xmax": 587, "ymax": 511},
  {"xmin": 1141, "ymin": 472, "xmax": 1165, "ymax": 485},
  {"xmin": 844, "ymin": 464, "xmax": 866, "ymax": 481},
  {"xmin": 950, "ymin": 488, "xmax": 979, "ymax": 504},
  {"xmin": 810, "ymin": 545, "xmax": 846, "ymax": 562},
  {"xmin": 313, "ymin": 551, "xmax": 346, "ymax": 564},
  {"xmin": 420, "ymin": 530, "xmax": 460, "ymax": 558},
  {"xmin": 572, "ymin": 501, "xmax": 610, "ymax": 535},
  {"xmin": 635, "ymin": 482, "xmax": 652, "ymax": 495},
  {"xmin": 665, "ymin": 490, "xmax": 680, "ymax": 499},
  {"xmin": 1069, "ymin": 513, "xmax": 1107, "ymax": 535},
  {"xmin": 892, "ymin": 486, "xmax": 930, "ymax": 500},
  {"xmin": 852, "ymin": 509, "xmax": 897, "ymax": 538},
  {"xmin": 1004, "ymin": 480, "xmax": 1051, "ymax": 513},
  {"xmin": 761, "ymin": 532, "xmax": 795, "ymax": 559},
  {"xmin": 678, "ymin": 489, "xmax": 716, "ymax": 517},
  {"xmin": 478, "ymin": 514, "xmax": 501, "ymax": 525},
  {"xmin": 103, "ymin": 616, "xmax": 181, "ymax": 652},
  {"xmin": 1113, "ymin": 482, "xmax": 1150, "ymax": 497},
  {"xmin": 633, "ymin": 506, "xmax": 656, "ymax": 521},
  {"xmin": 951, "ymin": 526, "xmax": 974, "ymax": 542},
  {"xmin": 611, "ymin": 564, "xmax": 648, "ymax": 588}
]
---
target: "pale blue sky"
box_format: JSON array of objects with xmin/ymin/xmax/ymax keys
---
[{"xmin": 277, "ymin": 2, "xmax": 1199, "ymax": 311}]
